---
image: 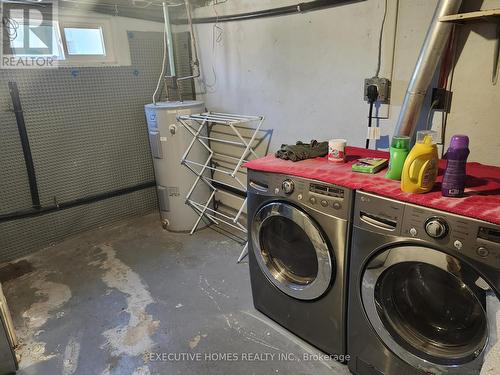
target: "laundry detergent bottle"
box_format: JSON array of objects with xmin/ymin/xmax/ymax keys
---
[
  {"xmin": 442, "ymin": 135, "xmax": 470, "ymax": 197},
  {"xmin": 401, "ymin": 130, "xmax": 439, "ymax": 194},
  {"xmin": 386, "ymin": 136, "xmax": 410, "ymax": 180}
]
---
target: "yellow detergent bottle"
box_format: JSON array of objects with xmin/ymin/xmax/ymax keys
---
[{"xmin": 401, "ymin": 130, "xmax": 439, "ymax": 194}]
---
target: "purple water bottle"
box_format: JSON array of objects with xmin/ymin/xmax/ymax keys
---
[{"xmin": 442, "ymin": 135, "xmax": 470, "ymax": 197}]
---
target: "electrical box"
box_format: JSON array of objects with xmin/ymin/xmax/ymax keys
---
[
  {"xmin": 364, "ymin": 77, "xmax": 391, "ymax": 103},
  {"xmin": 431, "ymin": 87, "xmax": 452, "ymax": 112}
]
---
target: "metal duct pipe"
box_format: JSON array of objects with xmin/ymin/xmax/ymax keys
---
[
  {"xmin": 394, "ymin": 0, "xmax": 462, "ymax": 137},
  {"xmin": 163, "ymin": 2, "xmax": 176, "ymax": 77}
]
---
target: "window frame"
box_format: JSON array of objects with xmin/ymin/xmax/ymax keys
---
[
  {"xmin": 8, "ymin": 12, "xmax": 129, "ymax": 67},
  {"xmin": 58, "ymin": 18, "xmax": 117, "ymax": 66},
  {"xmin": 62, "ymin": 26, "xmax": 106, "ymax": 56}
]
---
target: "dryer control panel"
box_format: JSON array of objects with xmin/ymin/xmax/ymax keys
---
[{"xmin": 247, "ymin": 170, "xmax": 352, "ymax": 221}]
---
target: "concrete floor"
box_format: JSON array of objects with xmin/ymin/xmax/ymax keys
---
[{"xmin": 1, "ymin": 213, "xmax": 349, "ymax": 375}]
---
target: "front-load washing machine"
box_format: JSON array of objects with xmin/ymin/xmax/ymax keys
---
[
  {"xmin": 348, "ymin": 191, "xmax": 500, "ymax": 375},
  {"xmin": 247, "ymin": 170, "xmax": 353, "ymax": 356}
]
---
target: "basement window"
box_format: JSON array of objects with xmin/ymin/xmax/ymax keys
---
[
  {"xmin": 7, "ymin": 18, "xmax": 118, "ymax": 66},
  {"xmin": 58, "ymin": 20, "xmax": 117, "ymax": 66},
  {"xmin": 63, "ymin": 27, "xmax": 106, "ymax": 56}
]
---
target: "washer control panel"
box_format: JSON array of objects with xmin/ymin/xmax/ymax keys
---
[
  {"xmin": 402, "ymin": 204, "xmax": 500, "ymax": 268},
  {"xmin": 355, "ymin": 192, "xmax": 500, "ymax": 269}
]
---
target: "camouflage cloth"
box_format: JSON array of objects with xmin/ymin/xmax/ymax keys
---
[{"xmin": 275, "ymin": 140, "xmax": 328, "ymax": 162}]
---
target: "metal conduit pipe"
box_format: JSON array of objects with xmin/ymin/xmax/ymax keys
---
[
  {"xmin": 394, "ymin": 0, "xmax": 462, "ymax": 138},
  {"xmin": 172, "ymin": 0, "xmax": 363, "ymax": 25}
]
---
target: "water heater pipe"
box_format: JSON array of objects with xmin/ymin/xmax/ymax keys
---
[
  {"xmin": 394, "ymin": 0, "xmax": 462, "ymax": 138},
  {"xmin": 176, "ymin": 0, "xmax": 201, "ymax": 101},
  {"xmin": 153, "ymin": 2, "xmax": 176, "ymax": 104},
  {"xmin": 163, "ymin": 2, "xmax": 177, "ymax": 78}
]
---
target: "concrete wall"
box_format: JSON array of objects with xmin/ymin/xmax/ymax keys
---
[
  {"xmin": 193, "ymin": 0, "xmax": 500, "ymax": 166},
  {"xmin": 444, "ymin": 0, "xmax": 500, "ymax": 165}
]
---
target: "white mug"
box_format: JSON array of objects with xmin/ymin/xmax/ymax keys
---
[{"xmin": 328, "ymin": 139, "xmax": 347, "ymax": 163}]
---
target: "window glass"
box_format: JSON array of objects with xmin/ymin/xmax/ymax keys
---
[{"xmin": 64, "ymin": 27, "xmax": 105, "ymax": 55}]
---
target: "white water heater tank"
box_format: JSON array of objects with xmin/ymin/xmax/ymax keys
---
[{"xmin": 145, "ymin": 101, "xmax": 210, "ymax": 232}]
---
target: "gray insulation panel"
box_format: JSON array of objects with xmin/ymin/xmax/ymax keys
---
[
  {"xmin": 0, "ymin": 189, "xmax": 157, "ymax": 262},
  {"xmin": 0, "ymin": 31, "xmax": 193, "ymax": 262}
]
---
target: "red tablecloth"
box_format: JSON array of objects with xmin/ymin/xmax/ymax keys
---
[{"xmin": 245, "ymin": 146, "xmax": 500, "ymax": 225}]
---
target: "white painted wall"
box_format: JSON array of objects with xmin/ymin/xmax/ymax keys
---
[{"xmin": 193, "ymin": 0, "xmax": 500, "ymax": 166}]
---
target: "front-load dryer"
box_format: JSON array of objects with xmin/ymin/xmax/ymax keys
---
[
  {"xmin": 247, "ymin": 170, "xmax": 353, "ymax": 356},
  {"xmin": 348, "ymin": 191, "xmax": 500, "ymax": 375}
]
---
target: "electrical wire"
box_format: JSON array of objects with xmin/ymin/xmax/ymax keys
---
[
  {"xmin": 374, "ymin": 0, "xmax": 388, "ymax": 77},
  {"xmin": 441, "ymin": 26, "xmax": 457, "ymax": 156},
  {"xmin": 366, "ymin": 101, "xmax": 375, "ymax": 149},
  {"xmin": 2, "ymin": 17, "xmax": 20, "ymax": 42},
  {"xmin": 426, "ymin": 99, "xmax": 439, "ymax": 131},
  {"xmin": 199, "ymin": 0, "xmax": 223, "ymax": 92},
  {"xmin": 132, "ymin": 0, "xmax": 153, "ymax": 9},
  {"xmin": 365, "ymin": 85, "xmax": 379, "ymax": 149},
  {"xmin": 59, "ymin": 0, "xmax": 183, "ymax": 8}
]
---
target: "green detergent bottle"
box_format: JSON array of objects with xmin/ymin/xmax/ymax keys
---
[{"xmin": 385, "ymin": 136, "xmax": 410, "ymax": 180}]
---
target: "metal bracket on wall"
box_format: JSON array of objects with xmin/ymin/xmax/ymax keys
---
[
  {"xmin": 178, "ymin": 112, "xmax": 264, "ymax": 263},
  {"xmin": 8, "ymin": 81, "xmax": 41, "ymax": 210},
  {"xmin": 493, "ymin": 23, "xmax": 500, "ymax": 85}
]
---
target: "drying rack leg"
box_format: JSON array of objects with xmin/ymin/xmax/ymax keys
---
[
  {"xmin": 237, "ymin": 242, "xmax": 249, "ymax": 263},
  {"xmin": 190, "ymin": 190, "xmax": 216, "ymax": 234}
]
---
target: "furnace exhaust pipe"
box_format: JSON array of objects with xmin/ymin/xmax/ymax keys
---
[{"xmin": 394, "ymin": 0, "xmax": 462, "ymax": 138}]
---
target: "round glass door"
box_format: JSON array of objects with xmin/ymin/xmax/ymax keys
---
[
  {"xmin": 252, "ymin": 202, "xmax": 333, "ymax": 300},
  {"xmin": 362, "ymin": 246, "xmax": 489, "ymax": 373}
]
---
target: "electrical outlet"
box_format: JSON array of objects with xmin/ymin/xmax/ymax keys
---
[{"xmin": 364, "ymin": 77, "xmax": 391, "ymax": 103}]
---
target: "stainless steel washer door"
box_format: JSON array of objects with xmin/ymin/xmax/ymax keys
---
[
  {"xmin": 252, "ymin": 202, "xmax": 333, "ymax": 300},
  {"xmin": 362, "ymin": 246, "xmax": 489, "ymax": 374}
]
